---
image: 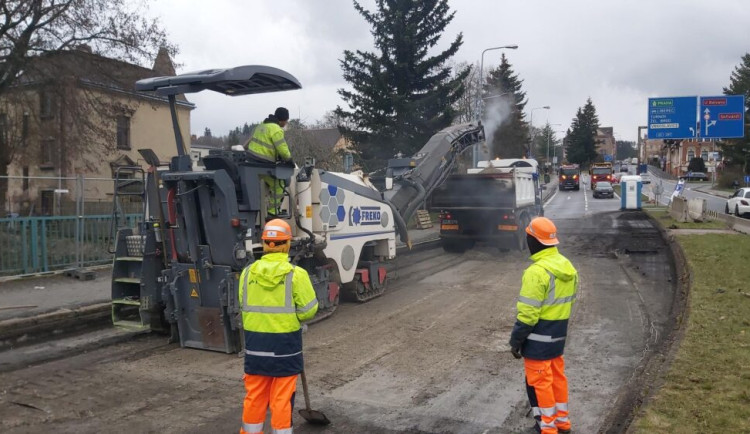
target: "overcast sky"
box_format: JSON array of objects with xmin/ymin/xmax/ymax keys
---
[{"xmin": 147, "ymin": 0, "xmax": 750, "ymax": 142}]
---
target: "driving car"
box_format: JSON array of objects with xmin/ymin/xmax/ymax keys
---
[
  {"xmin": 726, "ymin": 187, "xmax": 750, "ymax": 217},
  {"xmin": 593, "ymin": 181, "xmax": 614, "ymax": 198},
  {"xmin": 679, "ymin": 171, "xmax": 709, "ymax": 181}
]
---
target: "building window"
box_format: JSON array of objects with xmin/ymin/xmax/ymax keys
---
[
  {"xmin": 39, "ymin": 137, "xmax": 56, "ymax": 168},
  {"xmin": 117, "ymin": 116, "xmax": 131, "ymax": 150},
  {"xmin": 687, "ymin": 150, "xmax": 695, "ymax": 162},
  {"xmin": 39, "ymin": 91, "xmax": 54, "ymax": 119},
  {"xmin": 701, "ymin": 150, "xmax": 708, "ymax": 161}
]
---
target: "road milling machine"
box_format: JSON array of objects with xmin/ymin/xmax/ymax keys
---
[{"xmin": 109, "ymin": 65, "xmax": 484, "ymax": 353}]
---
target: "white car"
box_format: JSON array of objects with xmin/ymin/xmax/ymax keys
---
[
  {"xmin": 726, "ymin": 187, "xmax": 750, "ymax": 217},
  {"xmin": 639, "ymin": 173, "xmax": 651, "ymax": 184}
]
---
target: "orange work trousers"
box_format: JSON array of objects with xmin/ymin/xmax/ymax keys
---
[
  {"xmin": 524, "ymin": 356, "xmax": 570, "ymax": 434},
  {"xmin": 240, "ymin": 373, "xmax": 297, "ymax": 434}
]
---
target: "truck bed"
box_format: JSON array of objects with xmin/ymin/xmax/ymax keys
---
[{"xmin": 430, "ymin": 173, "xmax": 534, "ymax": 209}]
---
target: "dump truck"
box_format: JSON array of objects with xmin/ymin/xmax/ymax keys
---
[
  {"xmin": 590, "ymin": 162, "xmax": 613, "ymax": 188},
  {"xmin": 431, "ymin": 158, "xmax": 544, "ymax": 253}
]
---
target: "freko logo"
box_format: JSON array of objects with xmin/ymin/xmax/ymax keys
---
[{"xmin": 349, "ymin": 206, "xmax": 381, "ymax": 226}]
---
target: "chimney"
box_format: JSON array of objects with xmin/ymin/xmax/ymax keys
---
[{"xmin": 152, "ymin": 46, "xmax": 176, "ymax": 76}]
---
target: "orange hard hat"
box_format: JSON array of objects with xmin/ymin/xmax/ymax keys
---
[
  {"xmin": 525, "ymin": 217, "xmax": 559, "ymax": 246},
  {"xmin": 261, "ymin": 219, "xmax": 292, "ymax": 242}
]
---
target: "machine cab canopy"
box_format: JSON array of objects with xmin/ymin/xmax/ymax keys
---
[{"xmin": 135, "ymin": 65, "xmax": 302, "ymax": 96}]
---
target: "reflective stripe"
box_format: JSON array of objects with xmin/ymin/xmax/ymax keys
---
[
  {"xmin": 247, "ymin": 148, "xmax": 275, "ymax": 162},
  {"xmin": 273, "ymin": 428, "xmax": 293, "ymax": 434},
  {"xmin": 531, "ymin": 406, "xmax": 541, "ymax": 416},
  {"xmin": 518, "ymin": 295, "xmax": 543, "ymax": 307},
  {"xmin": 273, "ymin": 138, "xmax": 287, "ymax": 147},
  {"xmin": 242, "ymin": 422, "xmax": 263, "ymax": 433},
  {"xmin": 556, "ymin": 416, "xmax": 570, "ymax": 422},
  {"xmin": 545, "ymin": 294, "xmax": 576, "ymax": 306},
  {"xmin": 296, "ymin": 298, "xmax": 318, "ymax": 314},
  {"xmin": 540, "ymin": 406, "xmax": 556, "ymax": 417},
  {"xmin": 556, "ymin": 402, "xmax": 569, "ymax": 411},
  {"xmin": 528, "ymin": 333, "xmax": 566, "ymax": 343},
  {"xmin": 243, "ymin": 305, "xmax": 295, "ymax": 313},
  {"xmin": 245, "ymin": 349, "xmax": 303, "ymax": 358},
  {"xmin": 251, "ymin": 136, "xmax": 276, "ymax": 150},
  {"xmin": 242, "ymin": 269, "xmax": 294, "ymax": 313},
  {"xmin": 539, "ymin": 271, "xmax": 575, "ymax": 306},
  {"xmin": 265, "ymin": 225, "xmax": 291, "ymax": 235}
]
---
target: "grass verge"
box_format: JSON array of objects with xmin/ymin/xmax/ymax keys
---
[
  {"xmin": 632, "ymin": 233, "xmax": 750, "ymax": 433},
  {"xmin": 644, "ymin": 208, "xmax": 731, "ymax": 230}
]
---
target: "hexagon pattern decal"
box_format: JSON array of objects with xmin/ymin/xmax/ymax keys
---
[{"xmin": 319, "ymin": 184, "xmax": 345, "ymax": 227}]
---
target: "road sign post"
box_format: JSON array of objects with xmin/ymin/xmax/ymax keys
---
[{"xmin": 648, "ymin": 97, "xmax": 698, "ymax": 140}]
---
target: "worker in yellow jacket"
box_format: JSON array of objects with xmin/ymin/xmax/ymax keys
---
[
  {"xmin": 247, "ymin": 107, "xmax": 293, "ymax": 216},
  {"xmin": 510, "ymin": 217, "xmax": 578, "ymax": 434},
  {"xmin": 238, "ymin": 219, "xmax": 318, "ymax": 434}
]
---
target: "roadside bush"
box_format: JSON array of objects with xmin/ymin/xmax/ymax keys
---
[{"xmin": 717, "ymin": 165, "xmax": 745, "ymax": 188}]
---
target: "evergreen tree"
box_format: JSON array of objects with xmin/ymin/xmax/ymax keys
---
[
  {"xmin": 722, "ymin": 53, "xmax": 750, "ymax": 173},
  {"xmin": 336, "ymin": 0, "xmax": 469, "ymax": 170},
  {"xmin": 565, "ymin": 98, "xmax": 600, "ymax": 165},
  {"xmin": 615, "ymin": 140, "xmax": 637, "ymax": 160},
  {"xmin": 533, "ymin": 123, "xmax": 560, "ymax": 165},
  {"xmin": 482, "ymin": 54, "xmax": 529, "ymax": 158}
]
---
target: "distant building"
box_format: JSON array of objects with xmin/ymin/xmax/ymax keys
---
[
  {"xmin": 1, "ymin": 46, "xmax": 193, "ymax": 215},
  {"xmin": 663, "ymin": 138, "xmax": 718, "ymax": 177},
  {"xmin": 596, "ymin": 127, "xmax": 616, "ymax": 161}
]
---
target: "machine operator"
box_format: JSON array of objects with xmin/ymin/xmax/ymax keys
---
[{"xmin": 246, "ymin": 107, "xmax": 293, "ymax": 216}]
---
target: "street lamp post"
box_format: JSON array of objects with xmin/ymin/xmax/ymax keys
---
[
  {"xmin": 474, "ymin": 44, "xmax": 518, "ymax": 166},
  {"xmin": 529, "ymin": 106, "xmax": 550, "ymax": 158}
]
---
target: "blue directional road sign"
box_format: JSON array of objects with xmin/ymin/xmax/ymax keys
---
[
  {"xmin": 648, "ymin": 97, "xmax": 698, "ymax": 139},
  {"xmin": 700, "ymin": 95, "xmax": 745, "ymax": 139}
]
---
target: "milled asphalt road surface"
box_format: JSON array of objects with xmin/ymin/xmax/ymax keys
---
[{"xmin": 0, "ymin": 181, "xmax": 679, "ymax": 433}]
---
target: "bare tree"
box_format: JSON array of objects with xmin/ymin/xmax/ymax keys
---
[
  {"xmin": 0, "ymin": 0, "xmax": 175, "ymax": 213},
  {"xmin": 451, "ymin": 61, "xmax": 479, "ymax": 124}
]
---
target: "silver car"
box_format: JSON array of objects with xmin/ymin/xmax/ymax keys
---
[{"xmin": 593, "ymin": 181, "xmax": 614, "ymax": 198}]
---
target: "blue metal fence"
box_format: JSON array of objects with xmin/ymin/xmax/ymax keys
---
[{"xmin": 0, "ymin": 214, "xmax": 141, "ymax": 276}]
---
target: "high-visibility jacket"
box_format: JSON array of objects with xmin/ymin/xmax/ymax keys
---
[
  {"xmin": 509, "ymin": 247, "xmax": 578, "ymax": 360},
  {"xmin": 238, "ymin": 252, "xmax": 318, "ymax": 376},
  {"xmin": 246, "ymin": 122, "xmax": 292, "ymax": 163}
]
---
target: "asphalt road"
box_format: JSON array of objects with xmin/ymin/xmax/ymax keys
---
[
  {"xmin": 0, "ymin": 189, "xmax": 679, "ymax": 434},
  {"xmin": 643, "ymin": 170, "xmax": 727, "ymax": 212}
]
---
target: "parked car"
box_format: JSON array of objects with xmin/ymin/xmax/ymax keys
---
[
  {"xmin": 620, "ymin": 165, "xmax": 629, "ymax": 172},
  {"xmin": 593, "ymin": 181, "xmax": 614, "ymax": 198},
  {"xmin": 639, "ymin": 173, "xmax": 651, "ymax": 184},
  {"xmin": 726, "ymin": 187, "xmax": 750, "ymax": 217},
  {"xmin": 679, "ymin": 171, "xmax": 709, "ymax": 181}
]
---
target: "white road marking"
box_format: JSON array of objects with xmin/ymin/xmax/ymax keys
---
[{"xmin": 582, "ymin": 181, "xmax": 589, "ymax": 212}]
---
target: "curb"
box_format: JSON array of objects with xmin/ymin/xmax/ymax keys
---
[{"xmin": 0, "ymin": 302, "xmax": 111, "ymax": 350}]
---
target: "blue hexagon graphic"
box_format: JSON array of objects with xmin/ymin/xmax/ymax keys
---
[
  {"xmin": 327, "ymin": 185, "xmax": 338, "ymax": 197},
  {"xmin": 336, "ymin": 205, "xmax": 346, "ymax": 222}
]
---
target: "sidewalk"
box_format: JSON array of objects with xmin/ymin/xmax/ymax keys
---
[{"xmin": 648, "ymin": 167, "xmax": 733, "ymax": 199}]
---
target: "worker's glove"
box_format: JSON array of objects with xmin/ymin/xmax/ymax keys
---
[{"xmin": 510, "ymin": 346, "xmax": 522, "ymax": 359}]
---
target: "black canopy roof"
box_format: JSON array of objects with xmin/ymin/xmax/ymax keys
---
[{"xmin": 135, "ymin": 65, "xmax": 302, "ymax": 96}]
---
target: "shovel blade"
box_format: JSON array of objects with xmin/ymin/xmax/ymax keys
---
[{"xmin": 299, "ymin": 408, "xmax": 331, "ymax": 425}]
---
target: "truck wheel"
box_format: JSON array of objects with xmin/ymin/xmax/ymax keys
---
[{"xmin": 516, "ymin": 214, "xmax": 530, "ymax": 252}]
